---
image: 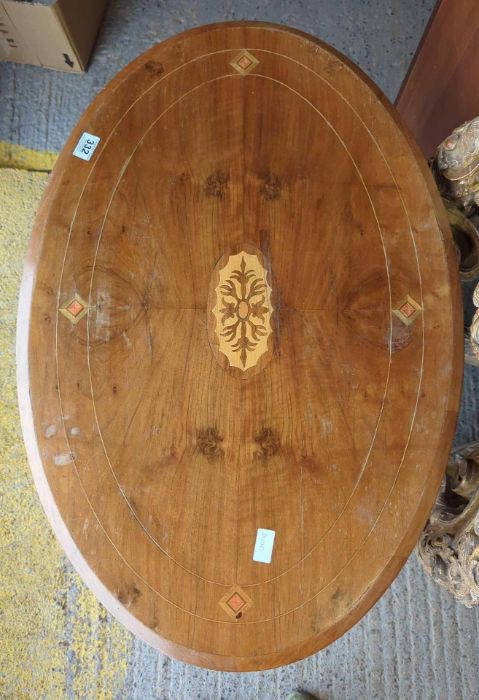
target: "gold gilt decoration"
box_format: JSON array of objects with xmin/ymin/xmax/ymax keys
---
[{"xmin": 211, "ymin": 250, "xmax": 273, "ymax": 371}]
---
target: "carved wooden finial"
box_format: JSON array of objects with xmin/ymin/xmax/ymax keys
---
[
  {"xmin": 436, "ymin": 116, "xmax": 479, "ymax": 216},
  {"xmin": 418, "ymin": 443, "xmax": 479, "ymax": 607},
  {"xmin": 431, "ymin": 118, "xmax": 479, "ymax": 362}
]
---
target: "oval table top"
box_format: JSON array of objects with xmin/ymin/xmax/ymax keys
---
[{"xmin": 17, "ymin": 21, "xmax": 463, "ymax": 671}]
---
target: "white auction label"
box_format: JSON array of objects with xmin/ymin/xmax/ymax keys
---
[
  {"xmin": 253, "ymin": 528, "xmax": 275, "ymax": 564},
  {"xmin": 73, "ymin": 132, "xmax": 100, "ymax": 161}
]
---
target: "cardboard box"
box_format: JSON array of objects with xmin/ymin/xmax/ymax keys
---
[{"xmin": 0, "ymin": 0, "xmax": 107, "ymax": 72}]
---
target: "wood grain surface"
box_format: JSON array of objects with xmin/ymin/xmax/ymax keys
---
[
  {"xmin": 396, "ymin": 0, "xmax": 479, "ymax": 156},
  {"xmin": 17, "ymin": 21, "xmax": 463, "ymax": 671}
]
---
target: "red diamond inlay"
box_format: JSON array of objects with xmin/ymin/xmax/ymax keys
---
[
  {"xmin": 238, "ymin": 55, "xmax": 252, "ymax": 69},
  {"xmin": 67, "ymin": 299, "xmax": 85, "ymax": 317},
  {"xmin": 227, "ymin": 592, "xmax": 246, "ymax": 613},
  {"xmin": 399, "ymin": 302, "xmax": 416, "ymax": 318}
]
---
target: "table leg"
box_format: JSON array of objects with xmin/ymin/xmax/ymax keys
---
[
  {"xmin": 417, "ymin": 118, "xmax": 479, "ymax": 604},
  {"xmin": 432, "ymin": 117, "xmax": 479, "ymax": 366},
  {"xmin": 418, "ymin": 442, "xmax": 479, "ymax": 607}
]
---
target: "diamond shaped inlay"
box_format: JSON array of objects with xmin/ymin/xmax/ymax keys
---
[
  {"xmin": 227, "ymin": 592, "xmax": 246, "ymax": 613},
  {"xmin": 238, "ymin": 55, "xmax": 252, "ymax": 70},
  {"xmin": 59, "ymin": 292, "xmax": 89, "ymax": 325},
  {"xmin": 67, "ymin": 299, "xmax": 84, "ymax": 317},
  {"xmin": 230, "ymin": 50, "xmax": 259, "ymax": 76},
  {"xmin": 393, "ymin": 294, "xmax": 422, "ymax": 326},
  {"xmin": 399, "ymin": 302, "xmax": 415, "ymax": 318},
  {"xmin": 219, "ymin": 586, "xmax": 253, "ymax": 621}
]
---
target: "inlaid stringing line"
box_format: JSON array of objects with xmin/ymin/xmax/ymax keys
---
[
  {"xmin": 247, "ymin": 49, "xmax": 434, "ymax": 601},
  {"xmin": 56, "ymin": 65, "xmax": 395, "ymax": 603},
  {"xmin": 50, "ymin": 43, "xmax": 429, "ymax": 620},
  {"xmin": 231, "ymin": 45, "xmax": 430, "ymax": 590},
  {"xmin": 85, "ymin": 75, "xmax": 250, "ymax": 588},
  {"xmin": 53, "ymin": 55, "xmax": 256, "ymax": 622},
  {"xmin": 85, "ymin": 71, "xmax": 393, "ymax": 591},
  {"xmin": 251, "ymin": 47, "xmax": 428, "ymax": 533}
]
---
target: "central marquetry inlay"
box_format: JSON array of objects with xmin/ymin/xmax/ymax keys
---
[{"xmin": 208, "ymin": 247, "xmax": 274, "ymax": 372}]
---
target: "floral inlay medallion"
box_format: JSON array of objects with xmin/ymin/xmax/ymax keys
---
[{"xmin": 210, "ymin": 249, "xmax": 273, "ymax": 372}]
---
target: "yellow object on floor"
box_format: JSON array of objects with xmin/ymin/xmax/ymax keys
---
[
  {"xmin": 0, "ymin": 168, "xmax": 131, "ymax": 700},
  {"xmin": 0, "ymin": 141, "xmax": 57, "ymax": 171}
]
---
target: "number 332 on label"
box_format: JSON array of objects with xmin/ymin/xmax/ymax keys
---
[{"xmin": 73, "ymin": 132, "xmax": 100, "ymax": 161}]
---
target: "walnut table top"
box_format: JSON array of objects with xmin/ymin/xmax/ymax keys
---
[{"xmin": 17, "ymin": 21, "xmax": 463, "ymax": 671}]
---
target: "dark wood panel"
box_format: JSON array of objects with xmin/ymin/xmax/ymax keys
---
[{"xmin": 396, "ymin": 0, "xmax": 479, "ymax": 156}]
